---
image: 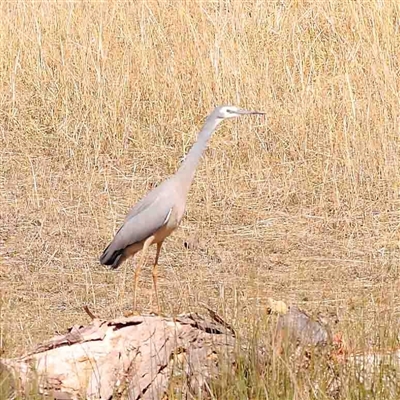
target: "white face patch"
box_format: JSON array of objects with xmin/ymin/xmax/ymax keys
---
[{"xmin": 218, "ymin": 106, "xmax": 241, "ymax": 119}]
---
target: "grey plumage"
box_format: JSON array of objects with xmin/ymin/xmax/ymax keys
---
[
  {"xmin": 100, "ymin": 105, "xmax": 265, "ymax": 311},
  {"xmin": 100, "ymin": 183, "xmax": 173, "ymax": 268}
]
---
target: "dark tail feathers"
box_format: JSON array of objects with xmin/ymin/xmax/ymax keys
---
[{"xmin": 99, "ymin": 245, "xmax": 124, "ymax": 269}]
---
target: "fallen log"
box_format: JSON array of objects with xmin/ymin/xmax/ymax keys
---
[
  {"xmin": 1, "ymin": 311, "xmax": 236, "ymax": 400},
  {"xmin": 4, "ymin": 300, "xmax": 397, "ymax": 399}
]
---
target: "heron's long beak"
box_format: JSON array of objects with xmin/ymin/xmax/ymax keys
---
[{"xmin": 239, "ymin": 109, "xmax": 266, "ymax": 115}]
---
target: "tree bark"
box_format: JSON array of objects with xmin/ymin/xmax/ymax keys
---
[
  {"xmin": 3, "ymin": 301, "xmax": 396, "ymax": 399},
  {"xmin": 1, "ymin": 312, "xmax": 236, "ymax": 400}
]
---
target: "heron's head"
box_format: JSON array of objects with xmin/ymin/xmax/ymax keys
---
[{"xmin": 214, "ymin": 105, "xmax": 265, "ymax": 120}]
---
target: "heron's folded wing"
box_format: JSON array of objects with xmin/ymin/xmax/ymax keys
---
[
  {"xmin": 100, "ymin": 198, "xmax": 172, "ymax": 266},
  {"xmin": 124, "ymin": 179, "xmax": 171, "ymax": 222},
  {"xmin": 114, "ymin": 203, "xmax": 171, "ymax": 250}
]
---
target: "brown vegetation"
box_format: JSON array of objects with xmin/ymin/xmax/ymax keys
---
[{"xmin": 1, "ymin": 0, "xmax": 400, "ymax": 398}]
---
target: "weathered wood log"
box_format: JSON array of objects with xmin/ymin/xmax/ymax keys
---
[
  {"xmin": 5, "ymin": 300, "xmax": 396, "ymax": 399},
  {"xmin": 0, "ymin": 302, "xmax": 339, "ymax": 399},
  {"xmin": 1, "ymin": 311, "xmax": 236, "ymax": 400}
]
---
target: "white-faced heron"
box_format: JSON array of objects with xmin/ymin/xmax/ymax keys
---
[{"xmin": 100, "ymin": 105, "xmax": 265, "ymax": 311}]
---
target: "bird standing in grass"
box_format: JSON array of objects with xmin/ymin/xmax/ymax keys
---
[{"xmin": 100, "ymin": 105, "xmax": 265, "ymax": 312}]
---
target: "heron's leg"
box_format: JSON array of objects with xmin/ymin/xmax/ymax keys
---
[
  {"xmin": 152, "ymin": 241, "xmax": 163, "ymax": 313},
  {"xmin": 133, "ymin": 236, "xmax": 155, "ymax": 311}
]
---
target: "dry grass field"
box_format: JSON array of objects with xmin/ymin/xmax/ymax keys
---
[{"xmin": 1, "ymin": 0, "xmax": 400, "ymax": 398}]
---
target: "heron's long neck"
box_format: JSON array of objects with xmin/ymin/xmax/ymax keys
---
[{"xmin": 176, "ymin": 116, "xmax": 221, "ymax": 192}]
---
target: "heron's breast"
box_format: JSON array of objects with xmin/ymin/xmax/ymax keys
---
[
  {"xmin": 152, "ymin": 205, "xmax": 184, "ymax": 244},
  {"xmin": 165, "ymin": 204, "xmax": 185, "ymax": 230}
]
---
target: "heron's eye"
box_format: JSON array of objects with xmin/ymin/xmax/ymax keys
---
[{"xmin": 226, "ymin": 109, "xmax": 234, "ymax": 114}]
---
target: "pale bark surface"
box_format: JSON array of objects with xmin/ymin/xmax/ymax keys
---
[
  {"xmin": 2, "ymin": 302, "xmax": 400, "ymax": 399},
  {"xmin": 1, "ymin": 312, "xmax": 236, "ymax": 400}
]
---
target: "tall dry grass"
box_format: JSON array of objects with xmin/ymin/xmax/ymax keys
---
[{"xmin": 1, "ymin": 0, "xmax": 400, "ymax": 397}]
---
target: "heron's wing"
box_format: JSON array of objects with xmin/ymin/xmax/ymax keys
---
[
  {"xmin": 115, "ymin": 200, "xmax": 172, "ymax": 248},
  {"xmin": 100, "ymin": 195, "xmax": 172, "ymax": 266},
  {"xmin": 124, "ymin": 179, "xmax": 171, "ymax": 222}
]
